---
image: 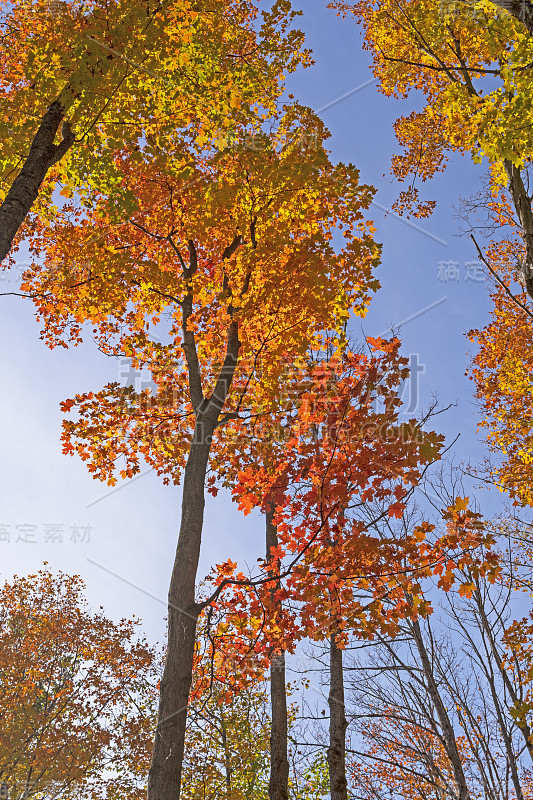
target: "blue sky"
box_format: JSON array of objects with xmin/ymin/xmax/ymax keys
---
[{"xmin": 0, "ymin": 0, "xmax": 498, "ymax": 648}]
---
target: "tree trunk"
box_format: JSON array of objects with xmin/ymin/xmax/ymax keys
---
[
  {"xmin": 0, "ymin": 100, "xmax": 75, "ymax": 264},
  {"xmin": 411, "ymin": 619, "xmax": 471, "ymax": 800},
  {"xmin": 473, "ymin": 588, "xmax": 533, "ymax": 766},
  {"xmin": 147, "ymin": 419, "xmax": 214, "ymax": 800},
  {"xmin": 266, "ymin": 508, "xmax": 289, "ymax": 800},
  {"xmin": 146, "ymin": 244, "xmax": 241, "ymax": 800},
  {"xmin": 220, "ymin": 712, "xmax": 232, "ymax": 798},
  {"xmin": 503, "ymin": 160, "xmax": 533, "ymax": 299},
  {"xmin": 327, "ymin": 633, "xmax": 348, "ymax": 800}
]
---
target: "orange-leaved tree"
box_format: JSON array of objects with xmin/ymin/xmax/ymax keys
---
[
  {"xmin": 467, "ymin": 201, "xmax": 533, "ymax": 505},
  {"xmin": 0, "ymin": 567, "xmax": 157, "ymax": 800},
  {"xmin": 23, "ymin": 104, "xmax": 380, "ymax": 798},
  {"xmin": 200, "ymin": 340, "xmax": 499, "ymax": 800}
]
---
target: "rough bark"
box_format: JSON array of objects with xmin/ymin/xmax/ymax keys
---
[
  {"xmin": 503, "ymin": 160, "xmax": 533, "ymax": 299},
  {"xmin": 410, "ymin": 619, "xmax": 471, "ymax": 800},
  {"xmin": 0, "ymin": 100, "xmax": 76, "ymax": 264},
  {"xmin": 266, "ymin": 508, "xmax": 289, "ymax": 800},
  {"xmin": 327, "ymin": 633, "xmax": 348, "ymax": 800}
]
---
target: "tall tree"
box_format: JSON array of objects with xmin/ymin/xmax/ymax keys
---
[
  {"xmin": 26, "ymin": 107, "xmax": 380, "ymax": 798},
  {"xmin": 467, "ymin": 216, "xmax": 533, "ymax": 506},
  {"xmin": 331, "ymin": 0, "xmax": 533, "ymax": 287},
  {"xmin": 266, "ymin": 508, "xmax": 290, "ymax": 800},
  {"xmin": 330, "ymin": 0, "xmax": 533, "ymax": 504},
  {"xmin": 343, "ymin": 525, "xmax": 529, "ymax": 800},
  {"xmin": 204, "ymin": 343, "xmax": 500, "ymax": 799}
]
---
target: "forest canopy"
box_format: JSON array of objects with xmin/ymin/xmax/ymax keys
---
[{"xmin": 1, "ymin": 1, "xmax": 533, "ymax": 799}]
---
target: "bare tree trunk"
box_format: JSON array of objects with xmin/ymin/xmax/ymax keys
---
[
  {"xmin": 266, "ymin": 508, "xmax": 289, "ymax": 800},
  {"xmin": 269, "ymin": 652, "xmax": 289, "ymax": 800},
  {"xmin": 220, "ymin": 712, "xmax": 232, "ymax": 798},
  {"xmin": 327, "ymin": 632, "xmax": 348, "ymax": 800},
  {"xmin": 410, "ymin": 619, "xmax": 471, "ymax": 800},
  {"xmin": 147, "ymin": 295, "xmax": 241, "ymax": 800}
]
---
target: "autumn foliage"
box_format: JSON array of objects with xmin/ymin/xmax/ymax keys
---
[
  {"xmin": 197, "ymin": 341, "xmax": 499, "ymax": 685},
  {"xmin": 3, "ymin": 0, "xmax": 533, "ymax": 797},
  {"xmin": 0, "ymin": 568, "xmax": 157, "ymax": 800},
  {"xmin": 0, "ymin": 0, "xmax": 309, "ymax": 262}
]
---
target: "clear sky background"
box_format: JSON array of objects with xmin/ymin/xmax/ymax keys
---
[{"xmin": 0, "ymin": 1, "xmax": 497, "ymax": 650}]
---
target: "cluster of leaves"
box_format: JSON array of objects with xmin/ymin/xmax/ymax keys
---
[
  {"xmin": 1, "ymin": 0, "xmax": 310, "ymax": 237},
  {"xmin": 0, "ymin": 568, "xmax": 158, "ymax": 800},
  {"xmin": 467, "ymin": 206, "xmax": 533, "ymax": 505},
  {"xmin": 181, "ymin": 679, "xmax": 271, "ymax": 800},
  {"xmin": 203, "ymin": 502, "xmax": 499, "ymax": 681},
  {"xmin": 22, "ymin": 107, "xmax": 380, "ymax": 488},
  {"xmin": 351, "ymin": 717, "xmax": 467, "ymax": 800},
  {"xmin": 180, "ymin": 644, "xmax": 332, "ymax": 800},
  {"xmin": 330, "ymin": 0, "xmax": 533, "ymax": 212},
  {"xmin": 2, "ymin": 0, "xmax": 521, "ymax": 794},
  {"xmin": 196, "ymin": 341, "xmax": 500, "ymax": 684},
  {"xmin": 328, "ymin": 0, "xmax": 533, "ymax": 511}
]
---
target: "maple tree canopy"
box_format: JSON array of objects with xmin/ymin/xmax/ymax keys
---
[
  {"xmin": 192, "ymin": 343, "xmax": 499, "ymax": 683},
  {"xmin": 21, "ymin": 86, "xmax": 382, "ymax": 796},
  {"xmin": 0, "ymin": 0, "xmax": 309, "ymax": 261},
  {"xmin": 23, "ymin": 106, "xmax": 379, "ymax": 486}
]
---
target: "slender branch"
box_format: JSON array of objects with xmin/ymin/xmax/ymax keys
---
[{"xmin": 470, "ymin": 233, "xmax": 533, "ymax": 321}]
